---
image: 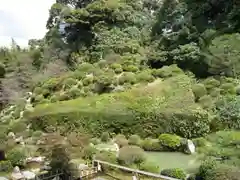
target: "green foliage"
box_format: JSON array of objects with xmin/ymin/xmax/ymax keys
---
[
  {"xmin": 115, "ymin": 135, "xmax": 128, "ymax": 148},
  {"xmin": 161, "ymin": 168, "xmax": 187, "ymax": 180},
  {"xmin": 49, "ymin": 144, "xmax": 77, "ymax": 179},
  {"xmin": 198, "ymin": 95, "xmax": 213, "ymax": 109},
  {"xmin": 7, "ymin": 148, "xmax": 27, "ymax": 167},
  {"xmin": 139, "ymin": 162, "xmax": 159, "ymax": 173},
  {"xmin": 159, "ymin": 134, "xmax": 182, "ymax": 151},
  {"xmin": 140, "ymin": 138, "xmax": 162, "ymax": 151},
  {"xmin": 118, "ymin": 72, "xmax": 137, "ymax": 85},
  {"xmin": 82, "ymin": 145, "xmax": 97, "ymax": 160},
  {"xmin": 101, "ymin": 132, "xmax": 110, "ymax": 142},
  {"xmin": 192, "ymin": 84, "xmax": 207, "ymax": 100},
  {"xmin": 9, "ymin": 121, "xmax": 27, "ymax": 134},
  {"xmin": 29, "ymin": 75, "xmax": 210, "ymax": 138},
  {"xmin": 203, "ymin": 78, "xmax": 220, "ymax": 90},
  {"xmin": 215, "ymin": 96, "xmax": 240, "ymax": 130},
  {"xmin": 128, "ymin": 135, "xmax": 141, "ymax": 146},
  {"xmin": 118, "ymin": 146, "xmax": 146, "ymax": 166},
  {"xmin": 220, "ymin": 83, "xmax": 236, "ymax": 95},
  {"xmin": 0, "ymin": 160, "xmax": 13, "ymax": 172},
  {"xmin": 95, "ymin": 151, "xmax": 117, "ymax": 164}
]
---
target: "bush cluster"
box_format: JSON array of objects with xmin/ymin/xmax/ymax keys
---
[
  {"xmin": 159, "ymin": 134, "xmax": 182, "ymax": 151},
  {"xmin": 161, "ymin": 168, "xmax": 187, "ymax": 180}
]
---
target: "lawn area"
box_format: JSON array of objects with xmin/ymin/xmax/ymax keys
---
[{"xmin": 146, "ymin": 152, "xmax": 200, "ymax": 173}]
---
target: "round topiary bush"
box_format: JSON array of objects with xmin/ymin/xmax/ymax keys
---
[
  {"xmin": 128, "ymin": 135, "xmax": 141, "ymax": 146},
  {"xmin": 220, "ymin": 83, "xmax": 236, "ymax": 94},
  {"xmin": 159, "ymin": 134, "xmax": 182, "ymax": 151},
  {"xmin": 118, "ymin": 145, "xmax": 146, "ymax": 166},
  {"xmin": 140, "ymin": 138, "xmax": 162, "ymax": 151},
  {"xmin": 63, "ymin": 78, "xmax": 77, "ymax": 89},
  {"xmin": 160, "ymin": 168, "xmax": 187, "ymax": 180},
  {"xmin": 198, "ymin": 95, "xmax": 213, "ymax": 109},
  {"xmin": 118, "ymin": 72, "xmax": 137, "ymax": 85},
  {"xmin": 152, "ymin": 66, "xmax": 172, "ymax": 78},
  {"xmin": 101, "ymin": 132, "xmax": 110, "ymax": 142},
  {"xmin": 192, "ymin": 83, "xmax": 207, "ymax": 100},
  {"xmin": 203, "ymin": 78, "xmax": 220, "ymax": 90},
  {"xmin": 136, "ymin": 71, "xmax": 155, "ymax": 83},
  {"xmin": 115, "ymin": 136, "xmax": 128, "ymax": 148}
]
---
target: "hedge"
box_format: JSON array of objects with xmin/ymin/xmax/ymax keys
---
[{"xmin": 27, "ymin": 75, "xmax": 210, "ymax": 138}]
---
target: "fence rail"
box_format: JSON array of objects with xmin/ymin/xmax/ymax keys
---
[{"xmin": 93, "ymin": 159, "xmax": 180, "ymax": 180}]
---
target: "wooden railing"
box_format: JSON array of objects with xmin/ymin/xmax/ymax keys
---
[
  {"xmin": 93, "ymin": 159, "xmax": 180, "ymax": 180},
  {"xmin": 79, "ymin": 167, "xmax": 98, "ymax": 178}
]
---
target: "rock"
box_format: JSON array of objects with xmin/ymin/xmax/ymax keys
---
[
  {"xmin": 11, "ymin": 167, "xmax": 24, "ymax": 180},
  {"xmin": 0, "ymin": 177, "xmax": 8, "ymax": 180},
  {"xmin": 187, "ymin": 140, "xmax": 196, "ymax": 154},
  {"xmin": 15, "ymin": 136, "xmax": 23, "ymax": 143},
  {"xmin": 22, "ymin": 171, "xmax": 36, "ymax": 179},
  {"xmin": 8, "ymin": 132, "xmax": 15, "ymax": 139},
  {"xmin": 26, "ymin": 156, "xmax": 45, "ymax": 163}
]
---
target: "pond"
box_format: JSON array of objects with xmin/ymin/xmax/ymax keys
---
[{"xmin": 146, "ymin": 152, "xmax": 201, "ymax": 173}]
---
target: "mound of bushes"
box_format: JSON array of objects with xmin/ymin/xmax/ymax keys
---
[
  {"xmin": 118, "ymin": 146, "xmax": 146, "ymax": 166},
  {"xmin": 28, "ymin": 75, "xmax": 211, "ymax": 138}
]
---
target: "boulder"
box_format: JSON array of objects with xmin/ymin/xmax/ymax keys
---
[
  {"xmin": 22, "ymin": 171, "xmax": 36, "ymax": 179},
  {"xmin": 11, "ymin": 167, "xmax": 24, "ymax": 180}
]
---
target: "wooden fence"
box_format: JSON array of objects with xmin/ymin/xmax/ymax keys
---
[{"xmin": 93, "ymin": 159, "xmax": 180, "ymax": 180}]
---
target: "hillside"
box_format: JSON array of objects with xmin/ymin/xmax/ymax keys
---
[{"xmin": 0, "ymin": 0, "xmax": 240, "ymax": 179}]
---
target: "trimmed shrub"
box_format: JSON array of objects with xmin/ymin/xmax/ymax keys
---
[
  {"xmin": 236, "ymin": 85, "xmax": 240, "ymax": 95},
  {"xmin": 159, "ymin": 134, "xmax": 182, "ymax": 151},
  {"xmin": 153, "ymin": 66, "xmax": 172, "ymax": 78},
  {"xmin": 209, "ymin": 88, "xmax": 221, "ymax": 97},
  {"xmin": 197, "ymin": 159, "xmax": 217, "ymax": 180},
  {"xmin": 82, "ymin": 146, "xmax": 97, "ymax": 160},
  {"xmin": 161, "ymin": 168, "xmax": 187, "ymax": 180},
  {"xmin": 95, "ymin": 151, "xmax": 117, "ymax": 164},
  {"xmin": 9, "ymin": 121, "xmax": 27, "ymax": 134},
  {"xmin": 89, "ymin": 138, "xmax": 101, "ymax": 145},
  {"xmin": 63, "ymin": 78, "xmax": 77, "ymax": 89},
  {"xmin": 128, "ymin": 135, "xmax": 141, "ymax": 146},
  {"xmin": 7, "ymin": 148, "xmax": 27, "ymax": 167},
  {"xmin": 0, "ymin": 160, "xmax": 13, "ymax": 172},
  {"xmin": 118, "ymin": 146, "xmax": 146, "ymax": 166},
  {"xmin": 125, "ymin": 65, "xmax": 139, "ymax": 72},
  {"xmin": 115, "ymin": 136, "xmax": 128, "ymax": 148},
  {"xmin": 82, "ymin": 76, "xmax": 93, "ymax": 86},
  {"xmin": 198, "ymin": 95, "xmax": 213, "ymax": 109},
  {"xmin": 118, "ymin": 72, "xmax": 137, "ymax": 85},
  {"xmin": 140, "ymin": 138, "xmax": 162, "ymax": 151},
  {"xmin": 203, "ymin": 78, "xmax": 220, "ymax": 90},
  {"xmin": 192, "ymin": 137, "xmax": 208, "ymax": 148},
  {"xmin": 68, "ymin": 87, "xmax": 81, "ymax": 99},
  {"xmin": 33, "ymin": 87, "xmax": 43, "ymax": 95},
  {"xmin": 101, "ymin": 132, "xmax": 110, "ymax": 142},
  {"xmin": 136, "ymin": 71, "xmax": 155, "ymax": 83},
  {"xmin": 220, "ymin": 83, "xmax": 236, "ymax": 94},
  {"xmin": 139, "ymin": 162, "xmax": 159, "ymax": 173},
  {"xmin": 192, "ymin": 83, "xmax": 207, "ymax": 100}
]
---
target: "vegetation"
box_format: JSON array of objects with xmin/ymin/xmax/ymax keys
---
[{"xmin": 0, "ymin": 0, "xmax": 240, "ymax": 179}]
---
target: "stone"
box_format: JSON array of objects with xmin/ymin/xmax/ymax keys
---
[
  {"xmin": 11, "ymin": 167, "xmax": 24, "ymax": 180},
  {"xmin": 8, "ymin": 132, "xmax": 15, "ymax": 139},
  {"xmin": 22, "ymin": 171, "xmax": 36, "ymax": 179},
  {"xmin": 187, "ymin": 139, "xmax": 196, "ymax": 154}
]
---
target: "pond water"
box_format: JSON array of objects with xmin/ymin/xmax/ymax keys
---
[{"xmin": 146, "ymin": 152, "xmax": 201, "ymax": 173}]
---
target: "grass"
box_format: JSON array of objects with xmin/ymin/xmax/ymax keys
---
[{"xmin": 146, "ymin": 152, "xmax": 200, "ymax": 173}]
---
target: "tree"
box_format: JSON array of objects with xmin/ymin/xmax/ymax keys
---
[{"xmin": 49, "ymin": 144, "xmax": 76, "ymax": 180}]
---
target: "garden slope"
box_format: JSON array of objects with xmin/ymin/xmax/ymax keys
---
[{"xmin": 27, "ymin": 75, "xmax": 210, "ymax": 138}]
